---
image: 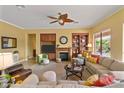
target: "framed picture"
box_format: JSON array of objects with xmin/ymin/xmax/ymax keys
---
[{"xmin": 1, "ymin": 36, "xmax": 17, "ymax": 49}]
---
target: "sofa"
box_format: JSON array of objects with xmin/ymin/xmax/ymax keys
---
[
  {"xmin": 83, "ymin": 56, "xmax": 124, "ymax": 80},
  {"xmin": 11, "ymin": 74, "xmax": 124, "ymax": 88}
]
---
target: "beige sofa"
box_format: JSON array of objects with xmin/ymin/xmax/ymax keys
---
[{"xmin": 83, "ymin": 57, "xmax": 124, "ymax": 80}]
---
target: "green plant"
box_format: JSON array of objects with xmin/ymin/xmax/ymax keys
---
[
  {"xmin": 0, "ymin": 74, "xmax": 12, "ymax": 87},
  {"xmin": 1, "ymin": 74, "xmax": 11, "ymax": 80}
]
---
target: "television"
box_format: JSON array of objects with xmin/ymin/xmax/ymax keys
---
[{"xmin": 41, "ymin": 45, "xmax": 56, "ymax": 53}]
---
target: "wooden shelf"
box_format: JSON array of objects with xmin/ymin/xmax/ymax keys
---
[
  {"xmin": 40, "ymin": 34, "xmax": 56, "ymax": 61},
  {"xmin": 72, "ymin": 33, "xmax": 88, "ymax": 58}
]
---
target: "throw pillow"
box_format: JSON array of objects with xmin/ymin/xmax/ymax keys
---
[
  {"xmin": 81, "ymin": 74, "xmax": 99, "ymax": 86},
  {"xmin": 82, "ymin": 50, "xmax": 89, "ymax": 58},
  {"xmin": 93, "ymin": 74, "xmax": 115, "ymax": 87},
  {"xmin": 88, "ymin": 56, "xmax": 97, "ymax": 64},
  {"xmin": 91, "ymin": 54, "xmax": 100, "ymax": 63}
]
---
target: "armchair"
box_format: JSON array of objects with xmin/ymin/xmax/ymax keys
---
[{"xmin": 37, "ymin": 54, "xmax": 49, "ymax": 64}]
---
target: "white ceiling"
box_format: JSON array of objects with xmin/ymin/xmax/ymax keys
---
[{"xmin": 0, "ymin": 5, "xmax": 123, "ymax": 29}]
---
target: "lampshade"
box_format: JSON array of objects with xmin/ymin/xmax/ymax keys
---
[
  {"xmin": 87, "ymin": 43, "xmax": 92, "ymax": 48},
  {"xmin": 0, "ymin": 53, "xmax": 14, "ymax": 70}
]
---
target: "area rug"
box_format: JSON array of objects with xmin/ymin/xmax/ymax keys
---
[{"xmin": 22, "ymin": 59, "xmax": 83, "ymax": 81}]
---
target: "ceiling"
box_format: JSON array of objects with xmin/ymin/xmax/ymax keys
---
[{"xmin": 0, "ymin": 5, "xmax": 123, "ymax": 29}]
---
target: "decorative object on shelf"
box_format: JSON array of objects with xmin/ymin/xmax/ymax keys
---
[
  {"xmin": 1, "ymin": 36, "xmax": 17, "ymax": 49},
  {"xmin": 13, "ymin": 51, "xmax": 19, "ymax": 63},
  {"xmin": 48, "ymin": 12, "xmax": 78, "ymax": 26},
  {"xmin": 59, "ymin": 36, "xmax": 68, "ymax": 44}
]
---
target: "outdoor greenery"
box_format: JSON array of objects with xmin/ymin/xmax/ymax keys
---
[{"xmin": 95, "ymin": 38, "xmax": 110, "ymax": 56}]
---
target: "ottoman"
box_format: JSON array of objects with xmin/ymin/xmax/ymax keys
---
[{"xmin": 43, "ymin": 59, "xmax": 50, "ymax": 65}]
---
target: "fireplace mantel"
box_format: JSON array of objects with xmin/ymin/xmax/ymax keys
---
[{"xmin": 56, "ymin": 47, "xmax": 71, "ymax": 61}]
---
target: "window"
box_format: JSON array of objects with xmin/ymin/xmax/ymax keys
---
[{"xmin": 94, "ymin": 29, "xmax": 111, "ymax": 57}]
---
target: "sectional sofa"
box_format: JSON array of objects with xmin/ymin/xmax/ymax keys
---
[
  {"xmin": 83, "ymin": 56, "xmax": 124, "ymax": 80},
  {"xmin": 11, "ymin": 74, "xmax": 124, "ymax": 88}
]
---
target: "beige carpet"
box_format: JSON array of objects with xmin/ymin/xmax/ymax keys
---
[{"xmin": 22, "ymin": 59, "xmax": 83, "ymax": 81}]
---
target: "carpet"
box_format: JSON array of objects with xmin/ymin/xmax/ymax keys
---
[{"xmin": 22, "ymin": 59, "xmax": 83, "ymax": 81}]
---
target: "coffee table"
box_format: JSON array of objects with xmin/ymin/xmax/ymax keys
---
[{"xmin": 64, "ymin": 64, "xmax": 84, "ymax": 80}]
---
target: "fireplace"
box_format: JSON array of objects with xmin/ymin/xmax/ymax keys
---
[
  {"xmin": 60, "ymin": 52, "xmax": 69, "ymax": 61},
  {"xmin": 56, "ymin": 48, "xmax": 71, "ymax": 61}
]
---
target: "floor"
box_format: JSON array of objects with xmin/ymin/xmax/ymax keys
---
[{"xmin": 22, "ymin": 59, "xmax": 83, "ymax": 81}]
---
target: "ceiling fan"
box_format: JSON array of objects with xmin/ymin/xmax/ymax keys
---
[{"xmin": 48, "ymin": 13, "xmax": 78, "ymax": 26}]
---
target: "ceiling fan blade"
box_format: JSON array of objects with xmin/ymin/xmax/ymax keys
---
[
  {"xmin": 48, "ymin": 16, "xmax": 58, "ymax": 19},
  {"xmin": 59, "ymin": 14, "xmax": 68, "ymax": 19},
  {"xmin": 65, "ymin": 19, "xmax": 78, "ymax": 23},
  {"xmin": 64, "ymin": 19, "xmax": 74, "ymax": 22},
  {"xmin": 50, "ymin": 20, "xmax": 58, "ymax": 24}
]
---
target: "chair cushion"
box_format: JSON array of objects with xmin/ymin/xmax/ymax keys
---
[
  {"xmin": 109, "ymin": 60, "xmax": 124, "ymax": 71},
  {"xmin": 100, "ymin": 57, "xmax": 114, "ymax": 68}
]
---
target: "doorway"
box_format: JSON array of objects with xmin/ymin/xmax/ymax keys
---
[{"xmin": 28, "ymin": 34, "xmax": 36, "ymax": 59}]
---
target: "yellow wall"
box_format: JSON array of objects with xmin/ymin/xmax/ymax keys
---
[
  {"xmin": 0, "ymin": 21, "xmax": 26, "ymax": 60},
  {"xmin": 25, "ymin": 29, "xmax": 90, "ymax": 55},
  {"xmin": 91, "ymin": 8, "xmax": 124, "ymax": 61}
]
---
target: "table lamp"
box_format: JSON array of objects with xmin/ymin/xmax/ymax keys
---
[
  {"xmin": 87, "ymin": 43, "xmax": 92, "ymax": 48},
  {"xmin": 0, "ymin": 53, "xmax": 14, "ymax": 75}
]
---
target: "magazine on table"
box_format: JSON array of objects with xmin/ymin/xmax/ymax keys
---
[{"xmin": 74, "ymin": 66, "xmax": 82, "ymax": 71}]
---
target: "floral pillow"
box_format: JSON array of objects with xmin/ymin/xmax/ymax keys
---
[{"xmin": 93, "ymin": 74, "xmax": 115, "ymax": 87}]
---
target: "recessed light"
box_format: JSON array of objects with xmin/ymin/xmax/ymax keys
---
[{"xmin": 16, "ymin": 5, "xmax": 25, "ymax": 9}]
